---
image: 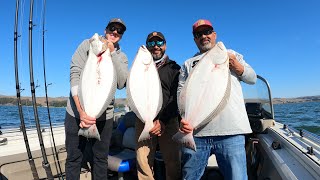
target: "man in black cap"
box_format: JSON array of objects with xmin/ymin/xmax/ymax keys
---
[
  {"xmin": 64, "ymin": 18, "xmax": 128, "ymax": 179},
  {"xmin": 135, "ymin": 31, "xmax": 181, "ymax": 180}
]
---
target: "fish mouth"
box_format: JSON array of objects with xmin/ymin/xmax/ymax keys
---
[
  {"xmin": 139, "ymin": 45, "xmax": 152, "ymax": 65},
  {"xmin": 141, "ymin": 45, "xmax": 147, "ymax": 49}
]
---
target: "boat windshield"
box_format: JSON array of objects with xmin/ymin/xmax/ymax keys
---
[{"xmin": 241, "ymin": 75, "xmax": 274, "ymax": 119}]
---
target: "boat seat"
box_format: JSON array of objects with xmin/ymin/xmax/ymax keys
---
[
  {"xmin": 245, "ymin": 102, "xmax": 263, "ymax": 119},
  {"xmin": 108, "ymin": 112, "xmax": 137, "ymax": 179},
  {"xmin": 245, "ymin": 102, "xmax": 275, "ymax": 133}
]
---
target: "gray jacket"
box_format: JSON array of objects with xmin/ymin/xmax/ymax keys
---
[
  {"xmin": 66, "ymin": 37, "xmax": 128, "ymax": 120},
  {"xmin": 178, "ymin": 49, "xmax": 256, "ymax": 136}
]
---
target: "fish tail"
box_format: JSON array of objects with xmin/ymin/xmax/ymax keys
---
[
  {"xmin": 172, "ymin": 132, "xmax": 196, "ymax": 151},
  {"xmin": 138, "ymin": 130, "xmax": 150, "ymax": 142},
  {"xmin": 78, "ymin": 124, "xmax": 101, "ymax": 141},
  {"xmin": 138, "ymin": 120, "xmax": 153, "ymax": 142}
]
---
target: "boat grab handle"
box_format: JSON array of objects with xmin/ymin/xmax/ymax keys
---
[{"xmin": 0, "ymin": 137, "xmax": 8, "ymax": 146}]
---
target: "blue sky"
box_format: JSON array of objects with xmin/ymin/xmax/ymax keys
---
[{"xmin": 1, "ymin": 0, "xmax": 320, "ymax": 99}]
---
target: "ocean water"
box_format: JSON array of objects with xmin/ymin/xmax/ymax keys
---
[
  {"xmin": 0, "ymin": 105, "xmax": 66, "ymax": 129},
  {"xmin": 274, "ymin": 101, "xmax": 320, "ymax": 135},
  {"xmin": 0, "ymin": 102, "xmax": 319, "ymax": 135}
]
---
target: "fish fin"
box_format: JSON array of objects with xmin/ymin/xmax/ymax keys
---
[
  {"xmin": 172, "ymin": 132, "xmax": 196, "ymax": 151},
  {"xmin": 78, "ymin": 124, "xmax": 101, "ymax": 141}
]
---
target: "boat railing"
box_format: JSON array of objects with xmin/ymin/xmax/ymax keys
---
[
  {"xmin": 285, "ymin": 124, "xmax": 320, "ymax": 146},
  {"xmin": 0, "ymin": 122, "xmax": 64, "ymax": 134},
  {"xmin": 256, "ymin": 75, "xmax": 320, "ymax": 146},
  {"xmin": 256, "ymin": 75, "xmax": 274, "ymax": 119}
]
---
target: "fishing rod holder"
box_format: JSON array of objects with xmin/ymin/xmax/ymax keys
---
[
  {"xmin": 0, "ymin": 137, "xmax": 8, "ymax": 145},
  {"xmin": 307, "ymin": 146, "xmax": 315, "ymax": 155}
]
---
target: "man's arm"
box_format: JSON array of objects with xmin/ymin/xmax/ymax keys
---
[
  {"xmin": 228, "ymin": 50, "xmax": 257, "ymax": 84},
  {"xmin": 111, "ymin": 51, "xmax": 129, "ymax": 89},
  {"xmin": 69, "ymin": 39, "xmax": 96, "ymax": 127}
]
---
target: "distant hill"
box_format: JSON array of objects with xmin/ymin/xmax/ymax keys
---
[
  {"xmin": 0, "ymin": 95, "xmax": 128, "ymax": 107},
  {"xmin": 273, "ymin": 95, "xmax": 320, "ymax": 104},
  {"xmin": 0, "ymin": 95, "xmax": 68, "ymax": 107},
  {"xmin": 0, "ymin": 95, "xmax": 319, "ymax": 106}
]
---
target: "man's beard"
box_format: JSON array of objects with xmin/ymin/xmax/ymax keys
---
[
  {"xmin": 152, "ymin": 53, "xmax": 163, "ymax": 60},
  {"xmin": 199, "ymin": 41, "xmax": 213, "ymax": 52}
]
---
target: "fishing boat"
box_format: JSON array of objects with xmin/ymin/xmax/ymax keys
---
[
  {"xmin": 2, "ymin": 4, "xmax": 320, "ymax": 178},
  {"xmin": 242, "ymin": 75, "xmax": 320, "ymax": 180},
  {"xmin": 1, "ymin": 75, "xmax": 319, "ymax": 180},
  {"xmin": 0, "ymin": 112, "xmax": 126, "ymax": 180}
]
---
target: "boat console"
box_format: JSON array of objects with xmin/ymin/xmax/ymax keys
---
[{"xmin": 246, "ymin": 102, "xmax": 275, "ymax": 133}]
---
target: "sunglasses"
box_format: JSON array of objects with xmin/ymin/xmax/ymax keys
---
[
  {"xmin": 193, "ymin": 29, "xmax": 214, "ymax": 39},
  {"xmin": 107, "ymin": 25, "xmax": 124, "ymax": 34},
  {"xmin": 146, "ymin": 40, "xmax": 165, "ymax": 48}
]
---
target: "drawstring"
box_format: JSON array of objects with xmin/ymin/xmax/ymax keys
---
[{"xmin": 156, "ymin": 56, "xmax": 168, "ymax": 69}]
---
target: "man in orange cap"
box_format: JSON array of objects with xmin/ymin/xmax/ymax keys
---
[{"xmin": 178, "ymin": 19, "xmax": 257, "ymax": 180}]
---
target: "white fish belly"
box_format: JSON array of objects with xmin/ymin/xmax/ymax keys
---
[
  {"xmin": 180, "ymin": 42, "xmax": 230, "ymax": 129},
  {"xmin": 127, "ymin": 46, "xmax": 162, "ymax": 123},
  {"xmin": 79, "ymin": 48, "xmax": 116, "ymax": 118}
]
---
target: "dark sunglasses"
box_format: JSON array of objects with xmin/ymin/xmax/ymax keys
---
[
  {"xmin": 146, "ymin": 40, "xmax": 165, "ymax": 47},
  {"xmin": 107, "ymin": 25, "xmax": 124, "ymax": 34},
  {"xmin": 193, "ymin": 29, "xmax": 214, "ymax": 39}
]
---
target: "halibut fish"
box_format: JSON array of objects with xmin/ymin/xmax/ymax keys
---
[
  {"xmin": 78, "ymin": 33, "xmax": 117, "ymax": 140},
  {"xmin": 173, "ymin": 42, "xmax": 231, "ymax": 151},
  {"xmin": 127, "ymin": 46, "xmax": 163, "ymax": 142}
]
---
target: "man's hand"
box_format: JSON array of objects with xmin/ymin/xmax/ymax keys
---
[
  {"xmin": 79, "ymin": 110, "xmax": 96, "ymax": 128},
  {"xmin": 179, "ymin": 119, "xmax": 193, "ymax": 134},
  {"xmin": 101, "ymin": 38, "xmax": 115, "ymax": 53},
  {"xmin": 149, "ymin": 120, "xmax": 165, "ymax": 136},
  {"xmin": 228, "ymin": 52, "xmax": 244, "ymax": 76}
]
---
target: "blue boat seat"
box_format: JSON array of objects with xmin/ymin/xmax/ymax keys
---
[
  {"xmin": 108, "ymin": 112, "xmax": 137, "ymax": 179},
  {"xmin": 108, "ymin": 127, "xmax": 136, "ymax": 172}
]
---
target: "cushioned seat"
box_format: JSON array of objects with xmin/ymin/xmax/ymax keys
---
[{"xmin": 108, "ymin": 112, "xmax": 137, "ymax": 179}]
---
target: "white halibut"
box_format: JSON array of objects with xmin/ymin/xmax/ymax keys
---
[
  {"xmin": 173, "ymin": 42, "xmax": 231, "ymax": 151},
  {"xmin": 78, "ymin": 33, "xmax": 117, "ymax": 141},
  {"xmin": 127, "ymin": 46, "xmax": 163, "ymax": 142}
]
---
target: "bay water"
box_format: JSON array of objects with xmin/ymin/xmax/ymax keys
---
[{"xmin": 0, "ymin": 101, "xmax": 319, "ymax": 135}]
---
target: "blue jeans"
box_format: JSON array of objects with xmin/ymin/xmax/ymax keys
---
[
  {"xmin": 65, "ymin": 112, "xmax": 113, "ymax": 180},
  {"xmin": 181, "ymin": 135, "xmax": 247, "ymax": 180}
]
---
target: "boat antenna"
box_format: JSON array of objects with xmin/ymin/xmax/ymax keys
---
[
  {"xmin": 14, "ymin": 0, "xmax": 39, "ymax": 179},
  {"xmin": 41, "ymin": 0, "xmax": 64, "ymax": 178},
  {"xmin": 28, "ymin": 0, "xmax": 54, "ymax": 178}
]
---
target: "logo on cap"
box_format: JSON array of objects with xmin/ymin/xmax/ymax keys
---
[
  {"xmin": 197, "ymin": 20, "xmax": 206, "ymax": 26},
  {"xmin": 193, "ymin": 19, "xmax": 213, "ymax": 32},
  {"xmin": 152, "ymin": 32, "xmax": 158, "ymax": 36}
]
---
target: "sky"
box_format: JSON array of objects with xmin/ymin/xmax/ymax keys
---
[{"xmin": 1, "ymin": 0, "xmax": 320, "ymax": 99}]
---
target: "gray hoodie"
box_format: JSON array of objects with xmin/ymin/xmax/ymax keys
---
[{"xmin": 66, "ymin": 36, "xmax": 128, "ymax": 120}]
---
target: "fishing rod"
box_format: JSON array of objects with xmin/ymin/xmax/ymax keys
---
[
  {"xmin": 28, "ymin": 0, "xmax": 54, "ymax": 179},
  {"xmin": 14, "ymin": 0, "xmax": 39, "ymax": 179},
  {"xmin": 41, "ymin": 0, "xmax": 64, "ymax": 178}
]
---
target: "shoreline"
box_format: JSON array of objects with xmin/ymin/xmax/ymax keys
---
[{"xmin": 1, "ymin": 96, "xmax": 320, "ymax": 106}]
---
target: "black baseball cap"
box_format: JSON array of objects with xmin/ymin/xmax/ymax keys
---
[{"xmin": 146, "ymin": 31, "xmax": 166, "ymax": 43}]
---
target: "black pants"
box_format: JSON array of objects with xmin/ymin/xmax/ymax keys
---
[{"xmin": 65, "ymin": 112, "xmax": 113, "ymax": 180}]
